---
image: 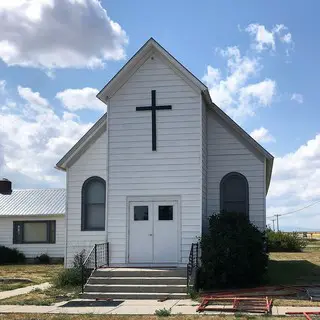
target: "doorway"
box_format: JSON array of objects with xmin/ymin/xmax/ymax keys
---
[{"xmin": 128, "ymin": 200, "xmax": 179, "ymax": 264}]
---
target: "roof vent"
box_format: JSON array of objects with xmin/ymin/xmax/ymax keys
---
[{"xmin": 0, "ymin": 178, "xmax": 12, "ymax": 195}]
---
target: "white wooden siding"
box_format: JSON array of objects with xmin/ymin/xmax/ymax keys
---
[
  {"xmin": 108, "ymin": 53, "xmax": 202, "ymax": 264},
  {"xmin": 66, "ymin": 131, "xmax": 107, "ymax": 267},
  {"xmin": 0, "ymin": 215, "xmax": 64, "ymax": 258},
  {"xmin": 201, "ymin": 98, "xmax": 208, "ymax": 232},
  {"xmin": 206, "ymin": 108, "xmax": 266, "ymax": 230}
]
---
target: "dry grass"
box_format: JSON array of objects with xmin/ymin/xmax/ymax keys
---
[
  {"xmin": 0, "ymin": 282, "xmax": 31, "ymax": 291},
  {"xmin": 0, "ymin": 316, "xmax": 306, "ymax": 320},
  {"xmin": 0, "ymin": 286, "xmax": 79, "ymax": 306},
  {"xmin": 273, "ymin": 297, "xmax": 320, "ymax": 306},
  {"xmin": 0, "ymin": 264, "xmax": 63, "ymax": 285},
  {"xmin": 0, "ymin": 264, "xmax": 78, "ymax": 305}
]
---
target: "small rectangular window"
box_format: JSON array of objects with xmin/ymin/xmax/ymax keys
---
[
  {"xmin": 158, "ymin": 205, "xmax": 173, "ymax": 220},
  {"xmin": 134, "ymin": 206, "xmax": 148, "ymax": 221},
  {"xmin": 13, "ymin": 221, "xmax": 56, "ymax": 244}
]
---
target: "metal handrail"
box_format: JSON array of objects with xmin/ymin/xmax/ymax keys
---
[
  {"xmin": 81, "ymin": 242, "xmax": 109, "ymax": 292},
  {"xmin": 187, "ymin": 242, "xmax": 199, "ymax": 289}
]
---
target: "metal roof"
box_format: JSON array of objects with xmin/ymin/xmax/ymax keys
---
[{"xmin": 0, "ymin": 189, "xmax": 65, "ymax": 216}]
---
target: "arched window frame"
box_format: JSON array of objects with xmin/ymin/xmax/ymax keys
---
[
  {"xmin": 220, "ymin": 172, "xmax": 249, "ymax": 216},
  {"xmin": 81, "ymin": 176, "xmax": 106, "ymax": 231}
]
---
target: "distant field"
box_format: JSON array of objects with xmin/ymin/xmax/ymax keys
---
[
  {"xmin": 304, "ymin": 239, "xmax": 320, "ymax": 252},
  {"xmin": 296, "ymin": 232, "xmax": 320, "ymax": 239}
]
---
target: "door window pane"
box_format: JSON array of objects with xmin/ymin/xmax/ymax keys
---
[
  {"xmin": 159, "ymin": 206, "xmax": 173, "ymax": 220},
  {"xmin": 134, "ymin": 206, "xmax": 148, "ymax": 221},
  {"xmin": 23, "ymin": 222, "xmax": 47, "ymax": 242}
]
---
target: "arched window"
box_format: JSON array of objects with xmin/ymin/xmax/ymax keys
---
[
  {"xmin": 220, "ymin": 172, "xmax": 249, "ymax": 216},
  {"xmin": 81, "ymin": 177, "xmax": 106, "ymax": 231}
]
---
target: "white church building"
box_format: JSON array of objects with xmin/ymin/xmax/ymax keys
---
[{"xmin": 56, "ymin": 38, "xmax": 273, "ymax": 268}]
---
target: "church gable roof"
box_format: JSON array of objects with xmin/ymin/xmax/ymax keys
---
[
  {"xmin": 56, "ymin": 38, "xmax": 273, "ymax": 192},
  {"xmin": 97, "ymin": 38, "xmax": 207, "ymax": 103}
]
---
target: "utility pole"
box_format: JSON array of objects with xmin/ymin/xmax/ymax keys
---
[
  {"xmin": 271, "ymin": 218, "xmax": 276, "ymax": 231},
  {"xmin": 275, "ymin": 214, "xmax": 280, "ymax": 231}
]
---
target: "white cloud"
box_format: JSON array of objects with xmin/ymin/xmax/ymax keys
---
[
  {"xmin": 0, "ymin": 0, "xmax": 128, "ymax": 70},
  {"xmin": 0, "ymin": 85, "xmax": 93, "ymax": 187},
  {"xmin": 203, "ymin": 46, "xmax": 276, "ymax": 122},
  {"xmin": 62, "ymin": 111, "xmax": 80, "ymax": 122},
  {"xmin": 281, "ymin": 33, "xmax": 292, "ymax": 44},
  {"xmin": 18, "ymin": 86, "xmax": 49, "ymax": 108},
  {"xmin": 56, "ymin": 87, "xmax": 106, "ymax": 111},
  {"xmin": 245, "ymin": 23, "xmax": 293, "ymax": 53},
  {"xmin": 245, "ymin": 24, "xmax": 275, "ymax": 52},
  {"xmin": 291, "ymin": 93, "xmax": 304, "ymax": 104},
  {"xmin": 267, "ymin": 134, "xmax": 320, "ymax": 229},
  {"xmin": 0, "ymin": 80, "xmax": 6, "ymax": 93},
  {"xmin": 240, "ymin": 79, "xmax": 276, "ymax": 107},
  {"xmin": 250, "ymin": 127, "xmax": 275, "ymax": 143}
]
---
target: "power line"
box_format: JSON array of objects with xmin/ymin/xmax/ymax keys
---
[
  {"xmin": 267, "ymin": 199, "xmax": 320, "ymax": 231},
  {"xmin": 278, "ymin": 199, "xmax": 320, "ymax": 217},
  {"xmin": 267, "ymin": 199, "xmax": 320, "ymax": 219}
]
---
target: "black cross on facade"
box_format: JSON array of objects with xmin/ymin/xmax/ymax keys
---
[{"xmin": 136, "ymin": 90, "xmax": 172, "ymax": 151}]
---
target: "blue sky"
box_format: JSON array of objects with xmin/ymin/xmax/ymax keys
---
[{"xmin": 0, "ymin": 0, "xmax": 319, "ymax": 230}]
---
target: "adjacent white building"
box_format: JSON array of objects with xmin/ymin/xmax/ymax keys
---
[
  {"xmin": 0, "ymin": 189, "xmax": 65, "ymax": 260},
  {"xmin": 56, "ymin": 38, "xmax": 273, "ymax": 268}
]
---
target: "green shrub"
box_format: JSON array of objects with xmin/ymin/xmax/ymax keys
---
[
  {"xmin": 35, "ymin": 253, "xmax": 50, "ymax": 264},
  {"xmin": 73, "ymin": 250, "xmax": 86, "ymax": 269},
  {"xmin": 53, "ymin": 267, "xmax": 82, "ymax": 287},
  {"xmin": 0, "ymin": 246, "xmax": 25, "ymax": 264},
  {"xmin": 53, "ymin": 250, "xmax": 86, "ymax": 287},
  {"xmin": 154, "ymin": 308, "xmax": 171, "ymax": 317},
  {"xmin": 266, "ymin": 229, "xmax": 307, "ymax": 252},
  {"xmin": 188, "ymin": 288, "xmax": 200, "ymax": 300},
  {"xmin": 199, "ymin": 211, "xmax": 268, "ymax": 289}
]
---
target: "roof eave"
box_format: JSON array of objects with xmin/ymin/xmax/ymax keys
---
[
  {"xmin": 55, "ymin": 113, "xmax": 107, "ymax": 171},
  {"xmin": 0, "ymin": 213, "xmax": 65, "ymax": 217},
  {"xmin": 266, "ymin": 157, "xmax": 274, "ymax": 194}
]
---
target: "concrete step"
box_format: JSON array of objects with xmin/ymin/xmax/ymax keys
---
[
  {"xmin": 81, "ymin": 292, "xmax": 189, "ymax": 300},
  {"xmin": 84, "ymin": 284, "xmax": 187, "ymax": 293},
  {"xmin": 88, "ymin": 276, "xmax": 186, "ymax": 285},
  {"xmin": 93, "ymin": 268, "xmax": 186, "ymax": 278}
]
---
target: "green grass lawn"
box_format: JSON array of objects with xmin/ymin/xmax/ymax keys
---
[
  {"xmin": 268, "ymin": 252, "xmax": 320, "ymax": 285},
  {"xmin": 264, "ymin": 252, "xmax": 320, "ymax": 306}
]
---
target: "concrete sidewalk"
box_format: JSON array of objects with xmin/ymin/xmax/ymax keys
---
[
  {"xmin": 0, "ymin": 299, "xmax": 320, "ymax": 315},
  {"xmin": 0, "ymin": 282, "xmax": 51, "ymax": 300},
  {"xmin": 0, "ymin": 299, "xmax": 197, "ymax": 315}
]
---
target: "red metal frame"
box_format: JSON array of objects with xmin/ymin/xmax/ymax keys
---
[
  {"xmin": 200, "ymin": 285, "xmax": 301, "ymax": 297},
  {"xmin": 286, "ymin": 312, "xmax": 320, "ymax": 320},
  {"xmin": 197, "ymin": 296, "xmax": 272, "ymax": 313}
]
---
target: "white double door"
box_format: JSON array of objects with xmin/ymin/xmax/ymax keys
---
[{"xmin": 129, "ymin": 200, "xmax": 179, "ymax": 264}]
